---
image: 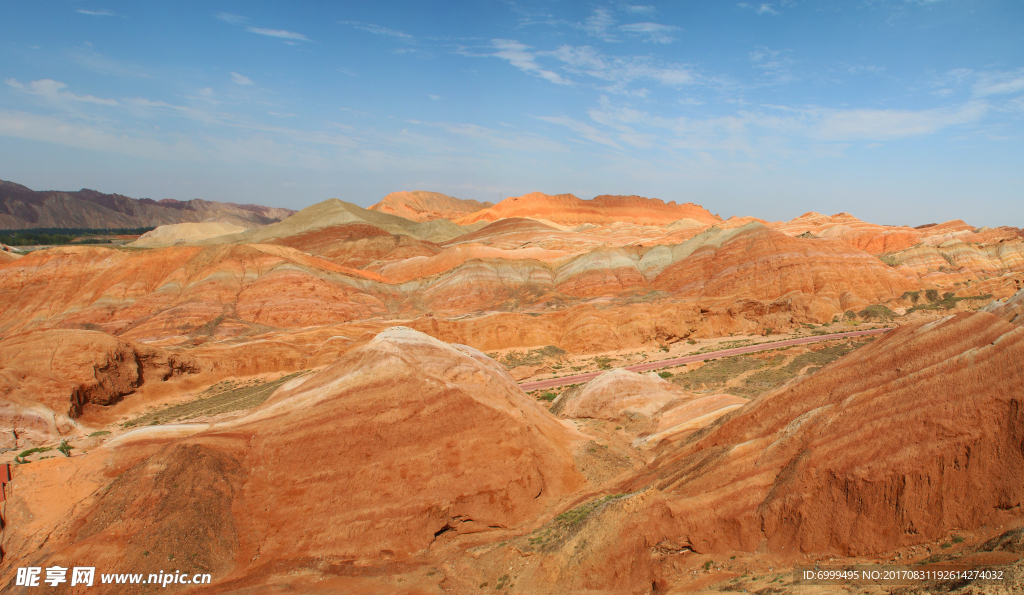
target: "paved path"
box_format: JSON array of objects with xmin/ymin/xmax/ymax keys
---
[{"xmin": 519, "ymin": 327, "xmax": 892, "ymax": 391}]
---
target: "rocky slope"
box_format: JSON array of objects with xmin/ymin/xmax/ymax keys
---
[
  {"xmin": 499, "ymin": 309, "xmax": 1024, "ymax": 592},
  {"xmin": 0, "ymin": 179, "xmax": 293, "ymax": 229},
  {"xmin": 0, "ymin": 329, "xmax": 205, "ymax": 449},
  {"xmin": 2, "ymin": 328, "xmax": 588, "ymax": 592},
  {"xmin": 369, "ymin": 190, "xmax": 493, "ymax": 221},
  {"xmin": 456, "ymin": 192, "xmax": 722, "ymax": 226}
]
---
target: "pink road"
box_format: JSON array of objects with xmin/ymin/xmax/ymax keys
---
[{"xmin": 519, "ymin": 327, "xmax": 892, "ymax": 392}]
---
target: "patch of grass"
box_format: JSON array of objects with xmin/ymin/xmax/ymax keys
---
[
  {"xmin": 17, "ymin": 446, "xmax": 52, "ymax": 459},
  {"xmin": 658, "ymin": 371, "xmax": 673, "ymax": 379},
  {"xmin": 907, "ymin": 293, "xmax": 992, "ymax": 314},
  {"xmin": 879, "ymin": 254, "xmax": 900, "ymax": 267},
  {"xmin": 925, "ymin": 289, "xmax": 941, "ymax": 302},
  {"xmin": 952, "ymin": 535, "xmax": 965, "ymax": 544},
  {"xmin": 858, "ymin": 304, "xmax": 898, "ymax": 320},
  {"xmin": 527, "ymin": 494, "xmax": 628, "ymax": 549},
  {"xmin": 123, "ymin": 372, "xmax": 305, "ymax": 428},
  {"xmin": 594, "ymin": 356, "xmax": 615, "ymax": 370},
  {"xmin": 538, "ymin": 392, "xmax": 557, "ymax": 402},
  {"xmin": 500, "ymin": 345, "xmax": 567, "ymax": 368},
  {"xmin": 87, "ymin": 430, "xmax": 111, "ymax": 437},
  {"xmin": 901, "ymin": 290, "xmax": 921, "ymax": 303},
  {"xmin": 671, "ymin": 355, "xmax": 766, "ymax": 391}
]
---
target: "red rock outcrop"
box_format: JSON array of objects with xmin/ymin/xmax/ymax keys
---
[
  {"xmin": 0, "ymin": 329, "xmax": 205, "ymax": 448},
  {"xmin": 520, "ymin": 310, "xmax": 1024, "ymax": 592},
  {"xmin": 369, "ymin": 190, "xmax": 493, "ymax": 222},
  {"xmin": 456, "ymin": 192, "xmax": 721, "ymax": 226},
  {"xmin": 651, "ymin": 223, "xmax": 917, "ymax": 312},
  {"xmin": 8, "ymin": 328, "xmax": 587, "ymax": 591}
]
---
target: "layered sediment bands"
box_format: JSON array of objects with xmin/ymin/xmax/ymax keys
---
[
  {"xmin": 651, "ymin": 223, "xmax": 917, "ymax": 309},
  {"xmin": 368, "ymin": 190, "xmax": 493, "ymax": 222},
  {"xmin": 44, "ymin": 328, "xmax": 586, "ymax": 586},
  {"xmin": 882, "ymin": 238, "xmax": 1024, "ymax": 282},
  {"xmin": 0, "ymin": 329, "xmax": 205, "ymax": 416},
  {"xmin": 551, "ymin": 369, "xmax": 689, "ymax": 422},
  {"xmin": 984, "ymin": 287, "xmax": 1024, "ymax": 324},
  {"xmin": 263, "ymin": 223, "xmax": 442, "ymax": 269},
  {"xmin": 0, "ymin": 244, "xmax": 390, "ymax": 337},
  {"xmin": 0, "ymin": 329, "xmax": 206, "ymax": 448},
  {"xmin": 456, "ymin": 192, "xmax": 721, "ymax": 226},
  {"xmin": 537, "ymin": 311, "xmax": 1024, "ymax": 592}
]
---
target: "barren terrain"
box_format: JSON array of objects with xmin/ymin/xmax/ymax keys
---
[{"xmin": 1, "ymin": 189, "xmax": 1022, "ymax": 594}]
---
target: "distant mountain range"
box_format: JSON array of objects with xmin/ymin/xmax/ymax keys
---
[{"xmin": 0, "ymin": 180, "xmax": 295, "ymax": 230}]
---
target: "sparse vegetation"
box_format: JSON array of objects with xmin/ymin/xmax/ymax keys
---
[
  {"xmin": 539, "ymin": 392, "xmax": 557, "ymax": 401},
  {"xmin": 906, "ymin": 293, "xmax": 992, "ymax": 314},
  {"xmin": 658, "ymin": 371, "xmax": 673, "ymax": 378},
  {"xmin": 57, "ymin": 439, "xmax": 73, "ymax": 457},
  {"xmin": 88, "ymin": 430, "xmax": 111, "ymax": 437},
  {"xmin": 858, "ymin": 304, "xmax": 897, "ymax": 320},
  {"xmin": 500, "ymin": 345, "xmax": 567, "ymax": 368},
  {"xmin": 123, "ymin": 372, "xmax": 305, "ymax": 428}
]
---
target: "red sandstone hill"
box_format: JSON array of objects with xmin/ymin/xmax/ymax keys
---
[
  {"xmin": 8, "ymin": 328, "xmax": 587, "ymax": 592},
  {"xmin": 455, "ymin": 192, "xmax": 722, "ymax": 226},
  {"xmin": 368, "ymin": 190, "xmax": 493, "ymax": 222},
  {"xmin": 0, "ymin": 179, "xmax": 294, "ymax": 229},
  {"xmin": 510, "ymin": 309, "xmax": 1024, "ymax": 592}
]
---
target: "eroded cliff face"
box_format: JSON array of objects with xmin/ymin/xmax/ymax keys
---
[
  {"xmin": 493, "ymin": 310, "xmax": 1024, "ymax": 593},
  {"xmin": 0, "ymin": 329, "xmax": 206, "ymax": 448}
]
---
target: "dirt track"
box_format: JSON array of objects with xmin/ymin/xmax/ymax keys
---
[{"xmin": 519, "ymin": 327, "xmax": 891, "ymax": 391}]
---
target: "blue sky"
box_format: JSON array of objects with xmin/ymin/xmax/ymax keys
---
[{"xmin": 1, "ymin": 1, "xmax": 1022, "ymax": 226}]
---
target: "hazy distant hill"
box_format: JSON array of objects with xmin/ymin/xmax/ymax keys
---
[{"xmin": 0, "ymin": 180, "xmax": 295, "ymax": 229}]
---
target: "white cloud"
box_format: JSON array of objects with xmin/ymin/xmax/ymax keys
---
[
  {"xmin": 214, "ymin": 12, "xmax": 249, "ymax": 26},
  {"xmin": 534, "ymin": 115, "xmax": 622, "ymax": 149},
  {"xmin": 621, "ymin": 4, "xmax": 656, "ymax": 15},
  {"xmin": 428, "ymin": 95, "xmax": 442, "ymax": 101},
  {"xmin": 341, "ymin": 21, "xmax": 413, "ymax": 40},
  {"xmin": 215, "ymin": 12, "xmax": 311, "ymax": 42},
  {"xmin": 619, "ymin": 22, "xmax": 679, "ymax": 44},
  {"xmin": 973, "ymin": 70, "xmax": 1024, "ymax": 97},
  {"xmin": 230, "ymin": 72, "xmax": 254, "ymax": 85},
  {"xmin": 246, "ymin": 27, "xmax": 310, "ymax": 42},
  {"xmin": 76, "ymin": 9, "xmax": 117, "ymax": 16},
  {"xmin": 491, "ymin": 40, "xmax": 573, "ymax": 85},
  {"xmin": 552, "ymin": 45, "xmax": 696, "ymax": 89},
  {"xmin": 738, "ymin": 3, "xmax": 780, "ymax": 15},
  {"xmin": 581, "ymin": 8, "xmax": 617, "ymax": 41},
  {"xmin": 6, "ymin": 78, "xmax": 118, "ymax": 105},
  {"xmin": 812, "ymin": 101, "xmax": 989, "ymax": 140}
]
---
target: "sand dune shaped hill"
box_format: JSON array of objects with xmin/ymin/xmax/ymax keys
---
[{"xmin": 369, "ymin": 190, "xmax": 493, "ymax": 222}]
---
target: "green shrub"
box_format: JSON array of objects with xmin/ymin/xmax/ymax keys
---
[
  {"xmin": 539, "ymin": 392, "xmax": 557, "ymax": 401},
  {"xmin": 925, "ymin": 289, "xmax": 940, "ymax": 302},
  {"xmin": 57, "ymin": 439, "xmax": 73, "ymax": 457},
  {"xmin": 658, "ymin": 371, "xmax": 673, "ymax": 379}
]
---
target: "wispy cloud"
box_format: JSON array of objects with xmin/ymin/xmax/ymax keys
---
[
  {"xmin": 534, "ymin": 114, "xmax": 622, "ymax": 149},
  {"xmin": 580, "ymin": 8, "xmax": 617, "ymax": 41},
  {"xmin": 738, "ymin": 3, "xmax": 780, "ymax": 15},
  {"xmin": 811, "ymin": 101, "xmax": 989, "ymax": 141},
  {"xmin": 230, "ymin": 72, "xmax": 254, "ymax": 85},
  {"xmin": 76, "ymin": 8, "xmax": 118, "ymax": 17},
  {"xmin": 973, "ymin": 69, "xmax": 1024, "ymax": 97},
  {"xmin": 749, "ymin": 46, "xmax": 796, "ymax": 83},
  {"xmin": 552, "ymin": 45, "xmax": 697, "ymax": 89},
  {"xmin": 247, "ymin": 27, "xmax": 310, "ymax": 42},
  {"xmin": 341, "ymin": 21, "xmax": 413, "ymax": 40},
  {"xmin": 6, "ymin": 78, "xmax": 118, "ymax": 105},
  {"xmin": 619, "ymin": 22, "xmax": 679, "ymax": 44},
  {"xmin": 490, "ymin": 39, "xmax": 573, "ymax": 85},
  {"xmin": 215, "ymin": 13, "xmax": 311, "ymax": 43}
]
